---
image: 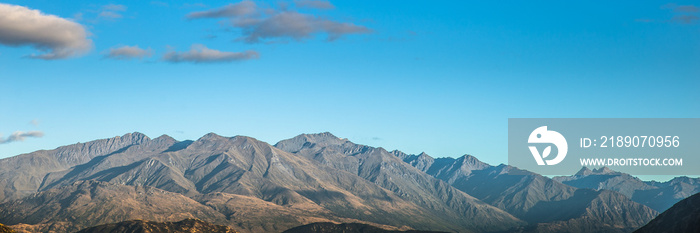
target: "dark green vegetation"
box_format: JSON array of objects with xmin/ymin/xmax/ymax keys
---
[
  {"xmin": 0, "ymin": 132, "xmax": 694, "ymax": 232},
  {"xmin": 76, "ymin": 218, "xmax": 237, "ymax": 233}
]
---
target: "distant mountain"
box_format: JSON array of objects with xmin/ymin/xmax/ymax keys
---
[
  {"xmin": 76, "ymin": 219, "xmax": 237, "ymax": 233},
  {"xmin": 553, "ymin": 167, "xmax": 654, "ymax": 197},
  {"xmin": 282, "ymin": 222, "xmax": 448, "ymax": 233},
  {"xmin": 0, "ymin": 132, "xmax": 523, "ymax": 233},
  {"xmin": 633, "ymin": 192, "xmax": 700, "ymax": 233},
  {"xmin": 393, "ymin": 152, "xmax": 658, "ymax": 233},
  {"xmin": 0, "ymin": 132, "xmax": 151, "ymax": 200},
  {"xmin": 553, "ymin": 167, "xmax": 700, "ymax": 212},
  {"xmin": 275, "ymin": 132, "xmax": 525, "ymax": 233}
]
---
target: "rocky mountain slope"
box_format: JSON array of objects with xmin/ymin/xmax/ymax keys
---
[
  {"xmin": 275, "ymin": 133, "xmax": 524, "ymax": 232},
  {"xmin": 0, "ymin": 132, "xmax": 150, "ymax": 200},
  {"xmin": 0, "ymin": 180, "xmax": 228, "ymax": 232},
  {"xmin": 0, "ymin": 132, "xmax": 678, "ymax": 233},
  {"xmin": 553, "ymin": 167, "xmax": 700, "ymax": 212},
  {"xmin": 633, "ymin": 192, "xmax": 700, "ymax": 233},
  {"xmin": 75, "ymin": 219, "xmax": 237, "ymax": 233},
  {"xmin": 392, "ymin": 152, "xmax": 658, "ymax": 233},
  {"xmin": 0, "ymin": 224, "xmax": 14, "ymax": 233},
  {"xmin": 0, "ymin": 132, "xmax": 523, "ymax": 233},
  {"xmin": 282, "ymin": 222, "xmax": 448, "ymax": 233}
]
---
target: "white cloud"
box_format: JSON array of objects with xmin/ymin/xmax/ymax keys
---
[
  {"xmin": 0, "ymin": 131, "xmax": 44, "ymax": 144},
  {"xmin": 187, "ymin": 1, "xmax": 370, "ymax": 43},
  {"xmin": 104, "ymin": 45, "xmax": 153, "ymax": 60},
  {"xmin": 163, "ymin": 44, "xmax": 259, "ymax": 63},
  {"xmin": 237, "ymin": 11, "xmax": 370, "ymax": 42},
  {"xmin": 0, "ymin": 3, "xmax": 92, "ymax": 59}
]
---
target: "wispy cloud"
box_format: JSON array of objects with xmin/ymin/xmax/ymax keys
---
[
  {"xmin": 0, "ymin": 3, "xmax": 92, "ymax": 59},
  {"xmin": 672, "ymin": 15, "xmax": 700, "ymax": 24},
  {"xmin": 187, "ymin": 1, "xmax": 370, "ymax": 43},
  {"xmin": 661, "ymin": 3, "xmax": 699, "ymax": 24},
  {"xmin": 104, "ymin": 45, "xmax": 153, "ymax": 60},
  {"xmin": 663, "ymin": 3, "xmax": 699, "ymax": 12},
  {"xmin": 187, "ymin": 1, "xmax": 256, "ymax": 19},
  {"xmin": 295, "ymin": 0, "xmax": 335, "ymax": 10},
  {"xmin": 675, "ymin": 5, "xmax": 699, "ymax": 12},
  {"xmin": 73, "ymin": 4, "xmax": 128, "ymax": 23},
  {"xmin": 151, "ymin": 1, "xmax": 169, "ymax": 7},
  {"xmin": 98, "ymin": 4, "xmax": 127, "ymax": 20},
  {"xmin": 0, "ymin": 131, "xmax": 44, "ymax": 144},
  {"xmin": 236, "ymin": 11, "xmax": 371, "ymax": 43},
  {"xmin": 163, "ymin": 44, "xmax": 259, "ymax": 63},
  {"xmin": 99, "ymin": 11, "xmax": 123, "ymax": 19},
  {"xmin": 182, "ymin": 3, "xmax": 208, "ymax": 9},
  {"xmin": 29, "ymin": 119, "xmax": 40, "ymax": 126},
  {"xmin": 103, "ymin": 4, "xmax": 127, "ymax": 12}
]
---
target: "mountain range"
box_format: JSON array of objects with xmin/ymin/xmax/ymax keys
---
[
  {"xmin": 0, "ymin": 132, "xmax": 696, "ymax": 232},
  {"xmin": 392, "ymin": 152, "xmax": 657, "ymax": 233},
  {"xmin": 553, "ymin": 167, "xmax": 700, "ymax": 212}
]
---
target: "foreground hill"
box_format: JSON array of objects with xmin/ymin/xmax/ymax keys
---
[
  {"xmin": 0, "ymin": 181, "xmax": 228, "ymax": 233},
  {"xmin": 0, "ymin": 224, "xmax": 14, "ymax": 233},
  {"xmin": 76, "ymin": 219, "xmax": 237, "ymax": 233},
  {"xmin": 392, "ymin": 152, "xmax": 658, "ymax": 233},
  {"xmin": 633, "ymin": 192, "xmax": 700, "ymax": 233},
  {"xmin": 553, "ymin": 167, "xmax": 700, "ymax": 212},
  {"xmin": 0, "ymin": 132, "xmax": 524, "ymax": 233},
  {"xmin": 282, "ymin": 222, "xmax": 449, "ymax": 233}
]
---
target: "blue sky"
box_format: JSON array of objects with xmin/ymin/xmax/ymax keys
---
[{"xmin": 1, "ymin": 1, "xmax": 699, "ymax": 180}]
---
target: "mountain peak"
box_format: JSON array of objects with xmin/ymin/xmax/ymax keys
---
[
  {"xmin": 592, "ymin": 166, "xmax": 616, "ymax": 174},
  {"xmin": 198, "ymin": 132, "xmax": 227, "ymax": 141},
  {"xmin": 153, "ymin": 134, "xmax": 176, "ymax": 142},
  {"xmin": 302, "ymin": 132, "xmax": 346, "ymax": 143},
  {"xmin": 275, "ymin": 132, "xmax": 349, "ymax": 152},
  {"xmin": 309, "ymin": 131, "xmax": 339, "ymax": 138},
  {"xmin": 576, "ymin": 167, "xmax": 593, "ymax": 176},
  {"xmin": 390, "ymin": 150, "xmax": 407, "ymax": 157},
  {"xmin": 126, "ymin": 132, "xmax": 150, "ymax": 141},
  {"xmin": 669, "ymin": 176, "xmax": 694, "ymax": 184},
  {"xmin": 41, "ymin": 132, "xmax": 152, "ymax": 167},
  {"xmin": 458, "ymin": 154, "xmax": 490, "ymax": 170}
]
